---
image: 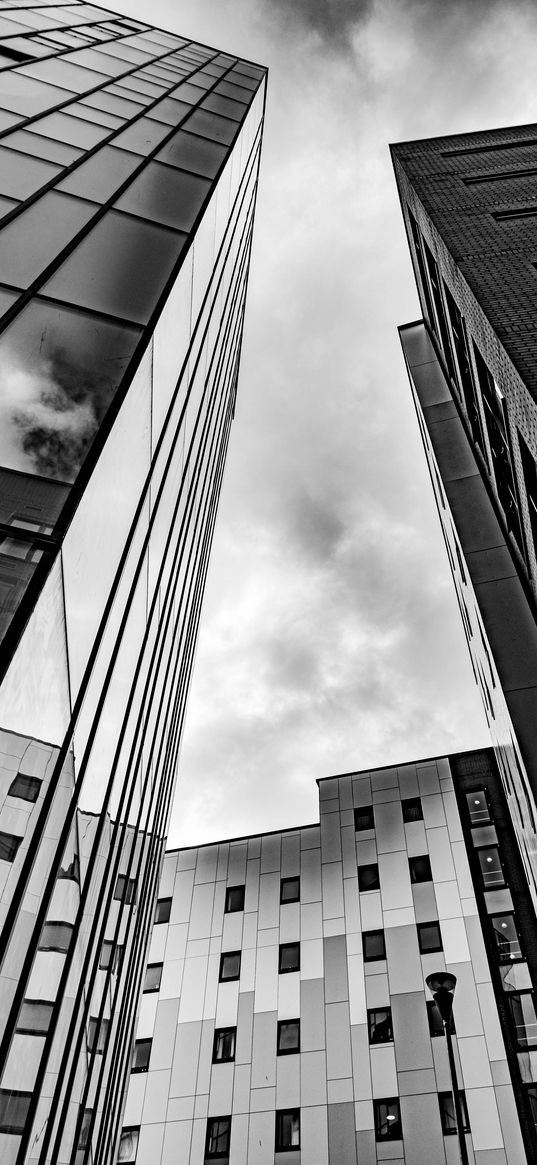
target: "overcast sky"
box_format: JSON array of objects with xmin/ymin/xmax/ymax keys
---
[{"xmin": 114, "ymin": 0, "xmax": 537, "ymax": 846}]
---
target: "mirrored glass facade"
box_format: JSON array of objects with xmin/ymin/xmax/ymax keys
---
[{"xmin": 0, "ymin": 5, "xmax": 266, "ymax": 1162}]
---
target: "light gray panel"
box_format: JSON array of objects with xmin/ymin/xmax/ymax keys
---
[
  {"xmin": 474, "ymin": 1153, "xmax": 508, "ymax": 1164},
  {"xmin": 325, "ymin": 1001, "xmax": 352, "ymax": 1079},
  {"xmin": 196, "ymin": 1020, "xmax": 214, "ymax": 1095},
  {"xmin": 281, "ymin": 831, "xmax": 300, "ymax": 875},
  {"xmin": 321, "ymin": 860, "xmax": 345, "ymax": 919},
  {"xmin": 300, "ymin": 978, "xmax": 325, "ymax": 1051},
  {"xmin": 216, "ymin": 842, "xmax": 229, "ymax": 881},
  {"xmin": 235, "ymin": 990, "xmax": 254, "ymax": 1065},
  {"xmin": 397, "ymin": 764, "xmax": 419, "ymax": 798},
  {"xmin": 233, "ymin": 1063, "xmax": 251, "ymax": 1114},
  {"xmin": 251, "ymin": 1010, "xmax": 277, "ymax": 1088},
  {"xmin": 391, "ymin": 992, "xmax": 433, "ymax": 1071},
  {"xmin": 300, "ymin": 1050, "xmax": 327, "ymax": 1106},
  {"xmin": 320, "ymin": 808, "xmax": 342, "ymax": 862},
  {"xmin": 169, "ymin": 1020, "xmax": 202, "ymax": 1097},
  {"xmin": 351, "ymin": 1025, "xmax": 372, "ymax": 1100},
  {"xmin": 385, "ymin": 926, "xmax": 422, "ymax": 994},
  {"xmin": 301, "ymin": 825, "xmax": 320, "ymax": 849},
  {"xmin": 142, "ymin": 1069, "xmax": 170, "ymax": 1124},
  {"xmin": 260, "ymin": 832, "xmax": 281, "ymax": 872},
  {"xmin": 300, "ymin": 1104, "xmax": 329, "ymax": 1164},
  {"xmin": 276, "ymin": 1052, "xmax": 300, "ymax": 1106},
  {"xmin": 151, "ymin": 996, "xmax": 179, "ymax": 1070},
  {"xmin": 188, "ymin": 881, "xmax": 215, "ymax": 940},
  {"xmin": 301, "ymin": 846, "xmax": 322, "ymax": 902},
  {"xmin": 494, "ymin": 1084, "xmax": 526, "ymax": 1162},
  {"xmin": 327, "ymin": 1101, "xmax": 357, "ymax": 1165},
  {"xmin": 208, "ymin": 1062, "xmax": 234, "ymax": 1115},
  {"xmin": 170, "ymin": 869, "xmax": 194, "ymax": 924},
  {"xmin": 245, "ymin": 857, "xmax": 260, "ymax": 911},
  {"xmin": 398, "ymin": 1068, "xmax": 437, "ymax": 1094},
  {"xmin": 258, "ymin": 871, "xmax": 280, "ymax": 929},
  {"xmin": 399, "ymin": 1093, "xmax": 445, "ymax": 1164},
  {"xmin": 412, "ymin": 882, "xmax": 438, "ymax": 923},
  {"xmin": 324, "ymin": 935, "xmax": 348, "ymax": 1003},
  {"xmin": 194, "ymin": 845, "xmax": 218, "ymax": 883},
  {"xmin": 379, "ymin": 852, "xmax": 413, "ymax": 910},
  {"xmin": 375, "ymin": 800, "xmax": 405, "ymax": 853},
  {"xmin": 228, "ymin": 842, "xmax": 248, "ymax": 883}
]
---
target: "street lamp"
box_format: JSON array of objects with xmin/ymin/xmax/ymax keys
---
[{"xmin": 426, "ymin": 972, "xmax": 469, "ymax": 1165}]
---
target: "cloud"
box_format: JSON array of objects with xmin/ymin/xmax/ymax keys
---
[{"xmin": 265, "ymin": 0, "xmax": 373, "ymax": 52}]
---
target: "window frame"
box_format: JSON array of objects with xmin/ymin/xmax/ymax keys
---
[
  {"xmin": 205, "ymin": 1115, "xmax": 232, "ymax": 1159},
  {"xmin": 131, "ymin": 1038, "xmax": 152, "ymax": 1073},
  {"xmin": 490, "ymin": 912, "xmax": 524, "ymax": 963},
  {"xmin": 367, "ymin": 1007, "xmax": 393, "ymax": 1045},
  {"xmin": 362, "ymin": 929, "xmax": 386, "ymax": 962},
  {"xmin": 354, "ymin": 805, "xmax": 374, "ymax": 831},
  {"xmin": 438, "ymin": 1090, "xmax": 470, "ymax": 1135},
  {"xmin": 143, "ymin": 963, "xmax": 163, "ymax": 993},
  {"xmin": 278, "ymin": 942, "xmax": 300, "ymax": 974},
  {"xmin": 373, "ymin": 1097, "xmax": 402, "ymax": 1142},
  {"xmin": 506, "ymin": 989, "xmax": 537, "ymax": 1049},
  {"xmin": 212, "ymin": 1027, "xmax": 236, "ymax": 1064},
  {"xmin": 401, "ymin": 796, "xmax": 423, "ymax": 823},
  {"xmin": 38, "ymin": 920, "xmax": 73, "ymax": 953},
  {"xmin": 16, "ymin": 998, "xmax": 54, "ymax": 1035},
  {"xmin": 277, "ymin": 1019, "xmax": 300, "ymax": 1056},
  {"xmin": 0, "ymin": 1088, "xmax": 32, "ymax": 1134},
  {"xmin": 218, "ymin": 951, "xmax": 241, "ymax": 983},
  {"xmin": 465, "ymin": 788, "xmax": 491, "ymax": 826},
  {"xmin": 409, "ymin": 854, "xmax": 433, "ymax": 884},
  {"xmin": 7, "ymin": 772, "xmax": 41, "ymax": 802},
  {"xmin": 475, "ymin": 844, "xmax": 506, "ymax": 889},
  {"xmin": 154, "ymin": 896, "xmax": 172, "ymax": 923},
  {"xmin": 117, "ymin": 1125, "xmax": 139, "ymax": 1162},
  {"xmin": 417, "ymin": 921, "xmax": 443, "ymax": 954},
  {"xmin": 114, "ymin": 874, "xmax": 136, "ymax": 905},
  {"xmin": 358, "ymin": 863, "xmax": 380, "ymax": 892},
  {"xmin": 224, "ymin": 885, "xmax": 245, "ymax": 914},
  {"xmin": 275, "ymin": 1108, "xmax": 300, "ymax": 1152},
  {"xmin": 280, "ymin": 876, "xmax": 300, "ymax": 904}
]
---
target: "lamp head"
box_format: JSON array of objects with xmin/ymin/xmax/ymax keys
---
[{"xmin": 426, "ymin": 972, "xmax": 457, "ymax": 994}]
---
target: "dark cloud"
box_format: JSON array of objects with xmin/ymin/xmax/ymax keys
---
[{"xmin": 265, "ymin": 0, "xmax": 373, "ymax": 51}]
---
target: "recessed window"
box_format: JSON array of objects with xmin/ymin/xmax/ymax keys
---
[
  {"xmin": 466, "ymin": 789, "xmax": 491, "ymax": 825},
  {"xmin": 0, "ymin": 1088, "xmax": 32, "ymax": 1134},
  {"xmin": 77, "ymin": 1108, "xmax": 92, "ymax": 1152},
  {"xmin": 507, "ymin": 991, "xmax": 537, "ymax": 1048},
  {"xmin": 143, "ymin": 963, "xmax": 162, "ymax": 993},
  {"xmin": 354, "ymin": 805, "xmax": 374, "ymax": 831},
  {"xmin": 275, "ymin": 1108, "xmax": 300, "ymax": 1151},
  {"xmin": 132, "ymin": 1038, "xmax": 151, "ymax": 1073},
  {"xmin": 39, "ymin": 921, "xmax": 73, "ymax": 953},
  {"xmin": 491, "ymin": 913, "xmax": 523, "ymax": 962},
  {"xmin": 279, "ymin": 942, "xmax": 300, "ymax": 974},
  {"xmin": 280, "ymin": 876, "xmax": 300, "ymax": 904},
  {"xmin": 417, "ymin": 922, "xmax": 443, "ymax": 954},
  {"xmin": 114, "ymin": 875, "xmax": 136, "ymax": 905},
  {"xmin": 212, "ymin": 1027, "xmax": 236, "ymax": 1063},
  {"xmin": 17, "ymin": 999, "xmax": 54, "ymax": 1035},
  {"xmin": 409, "ymin": 855, "xmax": 432, "ymax": 883},
  {"xmin": 205, "ymin": 1115, "xmax": 231, "ymax": 1158},
  {"xmin": 439, "ymin": 1091, "xmax": 470, "ymax": 1135},
  {"xmin": 219, "ymin": 951, "xmax": 241, "ymax": 982},
  {"xmin": 402, "ymin": 797, "xmax": 423, "ymax": 823},
  {"xmin": 374, "ymin": 1098, "xmax": 402, "ymax": 1141},
  {"xmin": 87, "ymin": 1016, "xmax": 109, "ymax": 1055},
  {"xmin": 367, "ymin": 1008, "xmax": 393, "ymax": 1044},
  {"xmin": 427, "ymin": 1000, "xmax": 454, "ymax": 1037},
  {"xmin": 0, "ymin": 831, "xmax": 22, "ymax": 863},
  {"xmin": 477, "ymin": 846, "xmax": 504, "ymax": 889},
  {"xmin": 224, "ymin": 885, "xmax": 245, "ymax": 913},
  {"xmin": 154, "ymin": 897, "xmax": 171, "ymax": 923},
  {"xmin": 358, "ymin": 863, "xmax": 380, "ymax": 892},
  {"xmin": 363, "ymin": 929, "xmax": 386, "ymax": 962},
  {"xmin": 117, "ymin": 1125, "xmax": 139, "ymax": 1162},
  {"xmin": 99, "ymin": 941, "xmax": 123, "ymax": 972},
  {"xmin": 526, "ymin": 1084, "xmax": 537, "ymax": 1132},
  {"xmin": 7, "ymin": 773, "xmax": 41, "ymax": 802},
  {"xmin": 277, "ymin": 1019, "xmax": 300, "ymax": 1055}
]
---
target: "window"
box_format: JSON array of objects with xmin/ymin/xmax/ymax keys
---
[
  {"xmin": 77, "ymin": 1108, "xmax": 92, "ymax": 1152},
  {"xmin": 0, "ymin": 1089, "xmax": 32, "ymax": 1134},
  {"xmin": 417, "ymin": 922, "xmax": 443, "ymax": 953},
  {"xmin": 205, "ymin": 1115, "xmax": 231, "ymax": 1158},
  {"xmin": 7, "ymin": 773, "xmax": 41, "ymax": 802},
  {"xmin": 519, "ymin": 430, "xmax": 537, "ymax": 558},
  {"xmin": 219, "ymin": 951, "xmax": 241, "ymax": 982},
  {"xmin": 212, "ymin": 1027, "xmax": 236, "ymax": 1063},
  {"xmin": 17, "ymin": 999, "xmax": 54, "ymax": 1035},
  {"xmin": 427, "ymin": 1000, "xmax": 454, "ymax": 1037},
  {"xmin": 277, "ymin": 1019, "xmax": 300, "ymax": 1055},
  {"xmin": 275, "ymin": 1109, "xmax": 300, "ymax": 1151},
  {"xmin": 0, "ymin": 831, "xmax": 22, "ymax": 862},
  {"xmin": 154, "ymin": 897, "xmax": 171, "ymax": 923},
  {"xmin": 39, "ymin": 921, "xmax": 73, "ymax": 953},
  {"xmin": 354, "ymin": 805, "xmax": 374, "ymax": 831},
  {"xmin": 114, "ymin": 875, "xmax": 136, "ymax": 905},
  {"xmin": 358, "ymin": 863, "xmax": 380, "ymax": 892},
  {"xmin": 492, "ymin": 914, "xmax": 523, "ymax": 962},
  {"xmin": 374, "ymin": 1098, "xmax": 402, "ymax": 1141},
  {"xmin": 99, "ymin": 941, "xmax": 123, "ymax": 973},
  {"xmin": 526, "ymin": 1085, "xmax": 537, "ymax": 1132},
  {"xmin": 143, "ymin": 963, "xmax": 162, "ymax": 993},
  {"xmin": 507, "ymin": 991, "xmax": 537, "ymax": 1048},
  {"xmin": 466, "ymin": 790, "xmax": 491, "ymax": 825},
  {"xmin": 87, "ymin": 1016, "xmax": 109, "ymax": 1055},
  {"xmin": 363, "ymin": 929, "xmax": 386, "ymax": 962},
  {"xmin": 279, "ymin": 942, "xmax": 300, "ymax": 974},
  {"xmin": 117, "ymin": 1126, "xmax": 139, "ymax": 1162},
  {"xmin": 132, "ymin": 1038, "xmax": 151, "ymax": 1073},
  {"xmin": 477, "ymin": 846, "xmax": 505, "ymax": 888},
  {"xmin": 402, "ymin": 797, "xmax": 422, "ymax": 823},
  {"xmin": 224, "ymin": 885, "xmax": 245, "ymax": 913},
  {"xmin": 280, "ymin": 876, "xmax": 300, "ymax": 904},
  {"xmin": 409, "ymin": 855, "xmax": 432, "ymax": 883},
  {"xmin": 367, "ymin": 1008, "xmax": 393, "ymax": 1044},
  {"xmin": 439, "ymin": 1091, "xmax": 470, "ymax": 1135}
]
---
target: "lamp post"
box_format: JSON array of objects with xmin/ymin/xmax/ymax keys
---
[{"xmin": 426, "ymin": 972, "xmax": 469, "ymax": 1165}]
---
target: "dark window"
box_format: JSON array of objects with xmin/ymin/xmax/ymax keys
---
[
  {"xmin": 368, "ymin": 1008, "xmax": 393, "ymax": 1044},
  {"xmin": 519, "ymin": 431, "xmax": 537, "ymax": 559},
  {"xmin": 132, "ymin": 1038, "xmax": 151, "ymax": 1073},
  {"xmin": 374, "ymin": 1098, "xmax": 402, "ymax": 1141},
  {"xmin": 402, "ymin": 797, "xmax": 422, "ymax": 823},
  {"xmin": 213, "ymin": 1028, "xmax": 236, "ymax": 1063},
  {"xmin": 439, "ymin": 1091, "xmax": 470, "ymax": 1135},
  {"xmin": 358, "ymin": 863, "xmax": 380, "ymax": 892},
  {"xmin": 17, "ymin": 999, "xmax": 54, "ymax": 1035},
  {"xmin": 0, "ymin": 45, "xmax": 32, "ymax": 63},
  {"xmin": 476, "ymin": 846, "xmax": 505, "ymax": 889},
  {"xmin": 279, "ymin": 943, "xmax": 300, "ymax": 974},
  {"xmin": 0, "ymin": 1088, "xmax": 32, "ymax": 1134},
  {"xmin": 117, "ymin": 1126, "xmax": 139, "ymax": 1162},
  {"xmin": 275, "ymin": 1109, "xmax": 300, "ymax": 1151},
  {"xmin": 277, "ymin": 1019, "xmax": 300, "ymax": 1055},
  {"xmin": 443, "ymin": 283, "xmax": 485, "ymax": 453},
  {"xmin": 224, "ymin": 885, "xmax": 245, "ymax": 913},
  {"xmin": 427, "ymin": 1000, "xmax": 455, "ymax": 1037},
  {"xmin": 363, "ymin": 930, "xmax": 386, "ymax": 962},
  {"xmin": 417, "ymin": 922, "xmax": 443, "ymax": 954},
  {"xmin": 507, "ymin": 991, "xmax": 537, "ymax": 1048},
  {"xmin": 77, "ymin": 1108, "xmax": 92, "ymax": 1151},
  {"xmin": 219, "ymin": 951, "xmax": 241, "ymax": 982},
  {"xmin": 527, "ymin": 1085, "xmax": 537, "ymax": 1131},
  {"xmin": 87, "ymin": 1016, "xmax": 109, "ymax": 1055},
  {"xmin": 39, "ymin": 921, "xmax": 73, "ymax": 953},
  {"xmin": 7, "ymin": 773, "xmax": 41, "ymax": 802},
  {"xmin": 154, "ymin": 897, "xmax": 171, "ymax": 923},
  {"xmin": 114, "ymin": 875, "xmax": 136, "ymax": 905},
  {"xmin": 354, "ymin": 805, "xmax": 374, "ymax": 831},
  {"xmin": 99, "ymin": 941, "xmax": 120, "ymax": 972},
  {"xmin": 143, "ymin": 963, "xmax": 162, "ymax": 993},
  {"xmin": 205, "ymin": 1115, "xmax": 231, "ymax": 1158},
  {"xmin": 492, "ymin": 914, "xmax": 523, "ymax": 962},
  {"xmin": 466, "ymin": 789, "xmax": 491, "ymax": 825},
  {"xmin": 280, "ymin": 876, "xmax": 300, "ymax": 904},
  {"xmin": 0, "ymin": 831, "xmax": 22, "ymax": 862},
  {"xmin": 409, "ymin": 855, "xmax": 432, "ymax": 883},
  {"xmin": 473, "ymin": 342, "xmax": 525, "ymax": 555}
]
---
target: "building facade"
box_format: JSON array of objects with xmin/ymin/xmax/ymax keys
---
[
  {"xmin": 128, "ymin": 750, "xmax": 537, "ymax": 1165},
  {"xmin": 0, "ymin": 5, "xmax": 266, "ymax": 1163}
]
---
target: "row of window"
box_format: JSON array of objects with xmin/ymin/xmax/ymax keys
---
[
  {"xmin": 149, "ymin": 876, "xmax": 301, "ymax": 927},
  {"xmin": 355, "ymin": 796, "xmax": 423, "ymax": 830}
]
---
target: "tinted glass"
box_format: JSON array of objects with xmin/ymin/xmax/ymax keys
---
[
  {"xmin": 0, "ymin": 146, "xmax": 61, "ymax": 199},
  {"xmin": 155, "ymin": 128, "xmax": 227, "ymax": 178},
  {"xmin": 216, "ymin": 79, "xmax": 251, "ymax": 103},
  {"xmin": 145, "ymin": 96, "xmax": 191, "ymax": 126},
  {"xmin": 280, "ymin": 877, "xmax": 300, "ymax": 903},
  {"xmin": 354, "ymin": 806, "xmax": 374, "ymax": 831},
  {"xmin": 0, "ymin": 191, "xmax": 97, "ymax": 288},
  {"xmin": 213, "ymin": 1027, "xmax": 236, "ymax": 1062},
  {"xmin": 19, "ymin": 57, "xmax": 109, "ymax": 93},
  {"xmin": 202, "ymin": 92, "xmax": 244, "ymax": 123},
  {"xmin": 478, "ymin": 846, "xmax": 504, "ymax": 887},
  {"xmin": 31, "ymin": 110, "xmax": 110, "ymax": 148},
  {"xmin": 115, "ymin": 161, "xmax": 210, "ymax": 231},
  {"xmin": 224, "ymin": 885, "xmax": 245, "ymax": 913},
  {"xmin": 117, "ymin": 1128, "xmax": 139, "ymax": 1162},
  {"xmin": 402, "ymin": 797, "xmax": 422, "ymax": 822},
  {"xmin": 279, "ymin": 943, "xmax": 300, "ymax": 973},
  {"xmin": 132, "ymin": 1039, "xmax": 151, "ymax": 1071},
  {"xmin": 417, "ymin": 922, "xmax": 443, "ymax": 952},
  {"xmin": 3, "ymin": 128, "xmax": 83, "ymax": 165},
  {"xmin": 374, "ymin": 1099, "xmax": 401, "ymax": 1140},
  {"xmin": 184, "ymin": 107, "xmax": 237, "ymax": 145},
  {"xmin": 58, "ymin": 145, "xmax": 142, "ymax": 202},
  {"xmin": 8, "ymin": 773, "xmax": 41, "ymax": 801},
  {"xmin": 0, "ymin": 72, "xmax": 75, "ymax": 115},
  {"xmin": 67, "ymin": 100, "xmax": 124, "ymax": 128},
  {"xmin": 155, "ymin": 897, "xmax": 171, "ymax": 923},
  {"xmin": 358, "ymin": 864, "xmax": 380, "ymax": 891},
  {"xmin": 39, "ymin": 921, "xmax": 73, "ymax": 951},
  {"xmin": 82, "ymin": 89, "xmax": 144, "ymax": 119},
  {"xmin": 409, "ymin": 855, "xmax": 432, "ymax": 883},
  {"xmin": 466, "ymin": 790, "xmax": 490, "ymax": 824},
  {"xmin": 277, "ymin": 1020, "xmax": 300, "ymax": 1053},
  {"xmin": 492, "ymin": 914, "xmax": 522, "ymax": 961},
  {"xmin": 0, "ymin": 831, "xmax": 21, "ymax": 861},
  {"xmin": 368, "ymin": 1008, "xmax": 393, "ymax": 1044},
  {"xmin": 112, "ymin": 116, "xmax": 171, "ymax": 156},
  {"xmin": 0, "ymin": 1090, "xmax": 32, "ymax": 1134},
  {"xmin": 219, "ymin": 951, "xmax": 240, "ymax": 980},
  {"xmin": 363, "ymin": 930, "xmax": 385, "ymax": 961},
  {"xmin": 206, "ymin": 1116, "xmax": 231, "ymax": 1156},
  {"xmin": 114, "ymin": 875, "xmax": 136, "ymax": 903},
  {"xmin": 275, "ymin": 1110, "xmax": 300, "ymax": 1149},
  {"xmin": 143, "ymin": 963, "xmax": 162, "ymax": 991},
  {"xmin": 17, "ymin": 999, "xmax": 54, "ymax": 1033}
]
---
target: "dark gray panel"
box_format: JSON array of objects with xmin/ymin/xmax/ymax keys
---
[
  {"xmin": 391, "ymin": 992, "xmax": 433, "ymax": 1071},
  {"xmin": 327, "ymin": 1102, "xmax": 357, "ymax": 1165},
  {"xmin": 300, "ymin": 979, "xmax": 325, "ymax": 1051},
  {"xmin": 235, "ymin": 991, "xmax": 254, "ymax": 1065},
  {"xmin": 250, "ymin": 1011, "xmax": 276, "ymax": 1089},
  {"xmin": 324, "ymin": 935, "xmax": 348, "ymax": 1004}
]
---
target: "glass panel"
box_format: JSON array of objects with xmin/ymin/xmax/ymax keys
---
[
  {"xmin": 220, "ymin": 952, "xmax": 240, "ymax": 980},
  {"xmin": 466, "ymin": 790, "xmax": 491, "ymax": 824},
  {"xmin": 363, "ymin": 930, "xmax": 385, "ymax": 960},
  {"xmin": 2, "ymin": 128, "xmax": 83, "ymax": 165},
  {"xmin": 492, "ymin": 914, "xmax": 522, "ymax": 961},
  {"xmin": 70, "ymin": 100, "xmax": 124, "ymax": 129},
  {"xmin": 61, "ymin": 46, "xmax": 130, "ymax": 76},
  {"xmin": 0, "ymin": 196, "xmax": 19, "ymax": 221},
  {"xmin": 132, "ymin": 1039, "xmax": 151, "ymax": 1071},
  {"xmin": 155, "ymin": 897, "xmax": 171, "ymax": 922},
  {"xmin": 58, "ymin": 145, "xmax": 142, "ymax": 202},
  {"xmin": 18, "ymin": 57, "xmax": 109, "ymax": 93},
  {"xmin": 0, "ymin": 109, "xmax": 22, "ymax": 132},
  {"xmin": 478, "ymin": 846, "xmax": 504, "ymax": 887},
  {"xmin": 155, "ymin": 129, "xmax": 227, "ymax": 178},
  {"xmin": 115, "ymin": 161, "xmax": 210, "ymax": 232},
  {"xmin": 202, "ymin": 92, "xmax": 245, "ymax": 123},
  {"xmin": 207, "ymin": 1117, "xmax": 231, "ymax": 1155},
  {"xmin": 111, "ymin": 72, "xmax": 164, "ymax": 98},
  {"xmin": 216, "ymin": 79, "xmax": 251, "ymax": 103},
  {"xmin": 0, "ymin": 1089, "xmax": 32, "ymax": 1134},
  {"xmin": 368, "ymin": 1008, "xmax": 393, "ymax": 1043},
  {"xmin": 143, "ymin": 964, "xmax": 162, "ymax": 992},
  {"xmin": 172, "ymin": 81, "xmax": 207, "ymax": 106},
  {"xmin": 510, "ymin": 993, "xmax": 537, "ymax": 1046},
  {"xmin": 0, "ymin": 830, "xmax": 21, "ymax": 861},
  {"xmin": 0, "ymin": 466, "xmax": 69, "ymax": 527},
  {"xmin": 82, "ymin": 89, "xmax": 143, "ymax": 119},
  {"xmin": 277, "ymin": 1021, "xmax": 299, "ymax": 1052},
  {"xmin": 279, "ymin": 943, "xmax": 299, "ymax": 972},
  {"xmin": 0, "ymin": 146, "xmax": 61, "ymax": 198},
  {"xmin": 106, "ymin": 81, "xmax": 152, "ymax": 106},
  {"xmin": 375, "ymin": 1099, "xmax": 401, "ymax": 1140},
  {"xmin": 8, "ymin": 773, "xmax": 41, "ymax": 801},
  {"xmin": 280, "ymin": 877, "xmax": 300, "ymax": 903},
  {"xmin": 42, "ymin": 210, "xmax": 187, "ymax": 325},
  {"xmin": 418, "ymin": 922, "xmax": 442, "ymax": 952},
  {"xmin": 30, "ymin": 110, "xmax": 110, "ymax": 148},
  {"xmin": 112, "ymin": 116, "xmax": 171, "ymax": 156},
  {"xmin": 358, "ymin": 864, "xmax": 380, "ymax": 891},
  {"xmin": 39, "ymin": 921, "xmax": 73, "ymax": 951},
  {"xmin": 17, "ymin": 999, "xmax": 54, "ymax": 1033},
  {"xmin": 145, "ymin": 96, "xmax": 192, "ymax": 126},
  {"xmin": 184, "ymin": 106, "xmax": 237, "ymax": 146},
  {"xmin": 0, "ymin": 71, "xmax": 75, "ymax": 115},
  {"xmin": 224, "ymin": 885, "xmax": 244, "ymax": 912},
  {"xmin": 0, "ymin": 191, "xmax": 97, "ymax": 288}
]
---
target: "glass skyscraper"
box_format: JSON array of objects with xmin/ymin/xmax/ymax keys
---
[{"xmin": 0, "ymin": 4, "xmax": 266, "ymax": 1162}]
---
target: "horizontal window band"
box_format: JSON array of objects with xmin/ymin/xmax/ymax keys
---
[
  {"xmin": 464, "ymin": 167, "xmax": 537, "ymax": 185},
  {"xmin": 492, "ymin": 206, "xmax": 537, "ymax": 221},
  {"xmin": 443, "ymin": 136, "xmax": 537, "ymax": 157}
]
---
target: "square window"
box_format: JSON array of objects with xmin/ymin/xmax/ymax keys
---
[
  {"xmin": 280, "ymin": 876, "xmax": 300, "ymax": 904},
  {"xmin": 0, "ymin": 1089, "xmax": 32, "ymax": 1135},
  {"xmin": 39, "ymin": 921, "xmax": 73, "ymax": 953},
  {"xmin": 466, "ymin": 789, "xmax": 491, "ymax": 825},
  {"xmin": 279, "ymin": 942, "xmax": 300, "ymax": 974},
  {"xmin": 363, "ymin": 930, "xmax": 386, "ymax": 962},
  {"xmin": 367, "ymin": 1008, "xmax": 393, "ymax": 1044},
  {"xmin": 219, "ymin": 951, "xmax": 241, "ymax": 982},
  {"xmin": 477, "ymin": 846, "xmax": 504, "ymax": 889},
  {"xmin": 354, "ymin": 805, "xmax": 374, "ymax": 831},
  {"xmin": 117, "ymin": 1125, "xmax": 139, "ymax": 1162},
  {"xmin": 358, "ymin": 863, "xmax": 380, "ymax": 892},
  {"xmin": 154, "ymin": 897, "xmax": 171, "ymax": 923},
  {"xmin": 132, "ymin": 1039, "xmax": 151, "ymax": 1073},
  {"xmin": 17, "ymin": 999, "xmax": 54, "ymax": 1035},
  {"xmin": 205, "ymin": 1115, "xmax": 231, "ymax": 1158},
  {"xmin": 114, "ymin": 875, "xmax": 136, "ymax": 905},
  {"xmin": 427, "ymin": 1000, "xmax": 455, "ymax": 1037},
  {"xmin": 409, "ymin": 855, "xmax": 432, "ymax": 883},
  {"xmin": 143, "ymin": 963, "xmax": 162, "ymax": 993},
  {"xmin": 87, "ymin": 1016, "xmax": 109, "ymax": 1055},
  {"xmin": 491, "ymin": 913, "xmax": 523, "ymax": 962},
  {"xmin": 0, "ymin": 831, "xmax": 22, "ymax": 863},
  {"xmin": 99, "ymin": 941, "xmax": 115, "ymax": 971},
  {"xmin": 374, "ymin": 1098, "xmax": 402, "ymax": 1141},
  {"xmin": 417, "ymin": 922, "xmax": 443, "ymax": 954},
  {"xmin": 439, "ymin": 1091, "xmax": 470, "ymax": 1135},
  {"xmin": 224, "ymin": 885, "xmax": 245, "ymax": 913},
  {"xmin": 402, "ymin": 797, "xmax": 423, "ymax": 823},
  {"xmin": 277, "ymin": 1019, "xmax": 300, "ymax": 1055},
  {"xmin": 8, "ymin": 773, "xmax": 41, "ymax": 802},
  {"xmin": 212, "ymin": 1027, "xmax": 236, "ymax": 1063},
  {"xmin": 275, "ymin": 1109, "xmax": 300, "ymax": 1151}
]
